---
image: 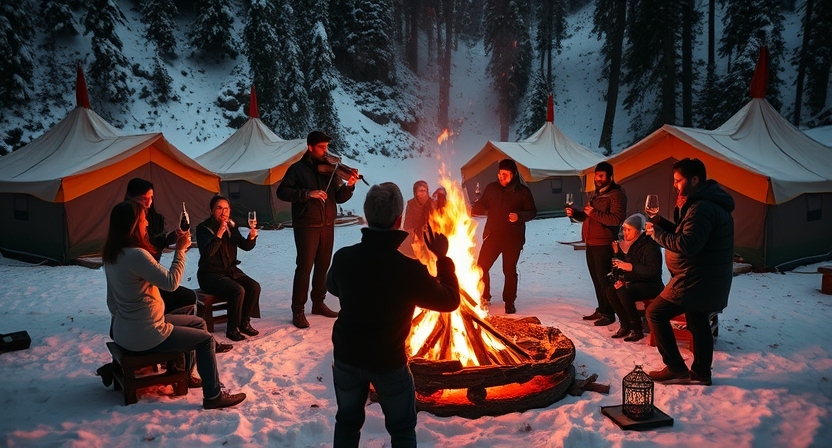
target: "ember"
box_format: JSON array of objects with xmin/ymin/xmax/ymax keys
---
[{"xmin": 405, "ymin": 164, "xmax": 577, "ymax": 418}]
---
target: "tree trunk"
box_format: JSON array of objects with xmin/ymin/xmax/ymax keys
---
[
  {"xmin": 405, "ymin": 0, "xmax": 420, "ymax": 73},
  {"xmin": 598, "ymin": 0, "xmax": 626, "ymax": 154},
  {"xmin": 438, "ymin": 0, "xmax": 452, "ymax": 129},
  {"xmin": 793, "ymin": 0, "xmax": 812, "ymax": 125},
  {"xmin": 681, "ymin": 0, "xmax": 694, "ymax": 126}
]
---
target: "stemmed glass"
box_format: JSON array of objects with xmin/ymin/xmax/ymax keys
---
[
  {"xmin": 247, "ymin": 211, "xmax": 257, "ymax": 229},
  {"xmin": 565, "ymin": 193, "xmax": 576, "ymax": 224},
  {"xmin": 645, "ymin": 194, "xmax": 660, "ymax": 218}
]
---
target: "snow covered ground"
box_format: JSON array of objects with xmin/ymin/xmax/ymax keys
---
[{"xmin": 1, "ymin": 204, "xmax": 831, "ymax": 447}]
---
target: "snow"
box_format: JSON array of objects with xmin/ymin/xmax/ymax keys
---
[{"xmin": 2, "ymin": 213, "xmax": 831, "ymax": 447}]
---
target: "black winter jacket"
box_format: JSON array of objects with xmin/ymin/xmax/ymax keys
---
[
  {"xmin": 195, "ymin": 217, "xmax": 256, "ymax": 282},
  {"xmin": 615, "ymin": 232, "xmax": 664, "ymax": 288},
  {"xmin": 651, "ymin": 180, "xmax": 735, "ymax": 312},
  {"xmin": 327, "ymin": 228, "xmax": 460, "ymax": 371},
  {"xmin": 275, "ymin": 151, "xmax": 355, "ymax": 228},
  {"xmin": 471, "ymin": 176, "xmax": 537, "ymax": 245}
]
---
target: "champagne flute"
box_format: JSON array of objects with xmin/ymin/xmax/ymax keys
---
[
  {"xmin": 247, "ymin": 211, "xmax": 257, "ymax": 229},
  {"xmin": 179, "ymin": 202, "xmax": 190, "ymax": 231},
  {"xmin": 645, "ymin": 194, "xmax": 660, "ymax": 218},
  {"xmin": 565, "ymin": 193, "xmax": 576, "ymax": 224}
]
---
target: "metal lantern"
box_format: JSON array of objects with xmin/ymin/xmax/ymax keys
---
[{"xmin": 622, "ymin": 365, "xmax": 654, "ymax": 420}]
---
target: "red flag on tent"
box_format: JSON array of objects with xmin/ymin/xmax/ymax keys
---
[
  {"xmin": 248, "ymin": 85, "xmax": 259, "ymax": 118},
  {"xmin": 750, "ymin": 46, "xmax": 769, "ymax": 99},
  {"xmin": 546, "ymin": 93, "xmax": 554, "ymax": 123},
  {"xmin": 76, "ymin": 64, "xmax": 90, "ymax": 109}
]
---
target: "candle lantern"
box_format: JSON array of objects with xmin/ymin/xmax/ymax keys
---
[{"xmin": 622, "ymin": 365, "xmax": 654, "ymax": 420}]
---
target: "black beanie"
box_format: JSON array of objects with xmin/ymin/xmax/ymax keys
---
[
  {"xmin": 498, "ymin": 158, "xmax": 518, "ymax": 174},
  {"xmin": 595, "ymin": 161, "xmax": 613, "ymax": 177},
  {"xmin": 307, "ymin": 130, "xmax": 331, "ymax": 146}
]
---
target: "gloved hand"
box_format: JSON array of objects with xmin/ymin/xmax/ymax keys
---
[{"xmin": 423, "ymin": 224, "xmax": 449, "ymax": 258}]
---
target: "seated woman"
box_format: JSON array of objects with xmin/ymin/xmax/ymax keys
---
[
  {"xmin": 196, "ymin": 196, "xmax": 261, "ymax": 342},
  {"xmin": 103, "ymin": 201, "xmax": 245, "ymax": 409},
  {"xmin": 604, "ymin": 213, "xmax": 665, "ymax": 342}
]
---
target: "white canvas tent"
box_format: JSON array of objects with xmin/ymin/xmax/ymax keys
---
[
  {"xmin": 461, "ymin": 95, "xmax": 602, "ymax": 217},
  {"xmin": 0, "ymin": 67, "xmax": 220, "ymax": 262},
  {"xmin": 196, "ymin": 86, "xmax": 307, "ymax": 225},
  {"xmin": 587, "ymin": 48, "xmax": 832, "ymax": 268}
]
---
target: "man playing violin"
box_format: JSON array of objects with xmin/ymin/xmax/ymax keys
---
[{"xmin": 277, "ymin": 131, "xmax": 358, "ymax": 328}]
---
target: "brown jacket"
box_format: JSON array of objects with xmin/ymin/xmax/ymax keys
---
[{"xmin": 573, "ymin": 183, "xmax": 626, "ymax": 246}]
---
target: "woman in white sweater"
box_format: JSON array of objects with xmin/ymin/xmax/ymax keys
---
[{"xmin": 103, "ymin": 200, "xmax": 246, "ymax": 410}]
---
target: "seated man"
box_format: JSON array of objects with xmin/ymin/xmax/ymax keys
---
[{"xmin": 196, "ymin": 196, "xmax": 261, "ymax": 342}]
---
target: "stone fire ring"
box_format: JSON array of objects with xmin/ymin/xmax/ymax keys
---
[{"xmin": 409, "ymin": 315, "xmax": 577, "ymax": 419}]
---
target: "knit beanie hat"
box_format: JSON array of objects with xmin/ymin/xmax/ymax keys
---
[
  {"xmin": 413, "ymin": 180, "xmax": 429, "ymax": 195},
  {"xmin": 623, "ymin": 213, "xmax": 645, "ymax": 232},
  {"xmin": 498, "ymin": 158, "xmax": 518, "ymax": 174},
  {"xmin": 595, "ymin": 161, "xmax": 613, "ymax": 177}
]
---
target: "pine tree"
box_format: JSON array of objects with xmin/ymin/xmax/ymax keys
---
[
  {"xmin": 719, "ymin": 0, "xmax": 785, "ymax": 112},
  {"xmin": 514, "ymin": 70, "xmax": 549, "ymax": 140},
  {"xmin": 189, "ymin": 0, "xmax": 238, "ymax": 61},
  {"xmin": 343, "ymin": 0, "xmax": 396, "ymax": 84},
  {"xmin": 141, "ymin": 0, "xmax": 178, "ymax": 59},
  {"xmin": 307, "ymin": 20, "xmax": 343, "ymax": 153},
  {"xmin": 803, "ymin": 0, "xmax": 832, "ymax": 122},
  {"xmin": 483, "ymin": 0, "xmax": 533, "ymax": 140},
  {"xmin": 593, "ymin": 0, "xmax": 627, "ymax": 153},
  {"xmin": 83, "ymin": 0, "xmax": 133, "ymax": 106},
  {"xmin": 532, "ymin": 0, "xmax": 567, "ymax": 87},
  {"xmin": 149, "ymin": 57, "xmax": 176, "ymax": 104},
  {"xmin": 0, "ymin": 3, "xmax": 36, "ymax": 108},
  {"xmin": 41, "ymin": 0, "xmax": 77, "ymax": 40}
]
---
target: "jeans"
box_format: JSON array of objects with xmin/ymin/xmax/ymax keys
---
[
  {"xmin": 605, "ymin": 282, "xmax": 664, "ymax": 330},
  {"xmin": 586, "ymin": 245, "xmax": 615, "ymax": 317},
  {"xmin": 199, "ymin": 274, "xmax": 261, "ymax": 330},
  {"xmin": 292, "ymin": 226, "xmax": 335, "ymax": 313},
  {"xmin": 332, "ymin": 360, "xmax": 417, "ymax": 448},
  {"xmin": 476, "ymin": 235, "xmax": 522, "ymax": 304},
  {"xmin": 141, "ymin": 314, "xmax": 221, "ymax": 399},
  {"xmin": 646, "ymin": 296, "xmax": 714, "ymax": 376}
]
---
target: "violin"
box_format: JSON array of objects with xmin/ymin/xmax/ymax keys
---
[{"xmin": 317, "ymin": 152, "xmax": 369, "ymax": 186}]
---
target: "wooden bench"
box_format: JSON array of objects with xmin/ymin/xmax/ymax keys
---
[
  {"xmin": 819, "ymin": 266, "xmax": 832, "ymax": 295},
  {"xmin": 194, "ymin": 289, "xmax": 228, "ymax": 332},
  {"xmin": 105, "ymin": 342, "xmax": 188, "ymax": 405},
  {"xmin": 639, "ymin": 299, "xmax": 719, "ymax": 353}
]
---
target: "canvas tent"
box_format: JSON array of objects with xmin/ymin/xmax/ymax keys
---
[
  {"xmin": 586, "ymin": 48, "xmax": 832, "ymax": 268},
  {"xmin": 196, "ymin": 86, "xmax": 307, "ymax": 226},
  {"xmin": 0, "ymin": 66, "xmax": 220, "ymax": 263},
  {"xmin": 460, "ymin": 95, "xmax": 602, "ymax": 217}
]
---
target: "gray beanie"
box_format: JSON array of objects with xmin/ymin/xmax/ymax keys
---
[{"xmin": 623, "ymin": 213, "xmax": 645, "ymax": 232}]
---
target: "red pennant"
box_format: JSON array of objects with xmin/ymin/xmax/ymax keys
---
[
  {"xmin": 76, "ymin": 64, "xmax": 90, "ymax": 109},
  {"xmin": 750, "ymin": 46, "xmax": 769, "ymax": 99},
  {"xmin": 546, "ymin": 93, "xmax": 554, "ymax": 122},
  {"xmin": 248, "ymin": 85, "xmax": 259, "ymax": 118}
]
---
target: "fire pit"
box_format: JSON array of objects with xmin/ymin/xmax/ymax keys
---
[{"xmin": 404, "ymin": 172, "xmax": 578, "ymax": 418}]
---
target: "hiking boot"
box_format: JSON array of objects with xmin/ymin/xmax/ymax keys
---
[
  {"xmin": 594, "ymin": 315, "xmax": 615, "ymax": 326},
  {"xmin": 611, "ymin": 327, "xmax": 630, "ymax": 338},
  {"xmin": 203, "ymin": 391, "xmax": 247, "ymax": 410},
  {"xmin": 623, "ymin": 329, "xmax": 644, "ymax": 342},
  {"xmin": 215, "ymin": 342, "xmax": 233, "ymax": 354},
  {"xmin": 226, "ymin": 329, "xmax": 246, "ymax": 341},
  {"xmin": 293, "ymin": 312, "xmax": 310, "ymax": 328},
  {"xmin": 689, "ymin": 371, "xmax": 712, "ymax": 386},
  {"xmin": 583, "ymin": 310, "xmax": 604, "ymax": 321},
  {"xmin": 647, "ymin": 366, "xmax": 690, "ymax": 383},
  {"xmin": 311, "ymin": 303, "xmax": 339, "ymax": 318},
  {"xmin": 239, "ymin": 322, "xmax": 259, "ymax": 337},
  {"xmin": 505, "ymin": 303, "xmax": 516, "ymax": 314},
  {"xmin": 188, "ymin": 375, "xmax": 202, "ymax": 389}
]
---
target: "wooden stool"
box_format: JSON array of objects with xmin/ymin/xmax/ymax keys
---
[
  {"xmin": 641, "ymin": 299, "xmax": 718, "ymax": 352},
  {"xmin": 106, "ymin": 342, "xmax": 188, "ymax": 405},
  {"xmin": 195, "ymin": 288, "xmax": 228, "ymax": 332},
  {"xmin": 819, "ymin": 266, "xmax": 832, "ymax": 295}
]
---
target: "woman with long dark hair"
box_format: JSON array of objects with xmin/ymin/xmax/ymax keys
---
[{"xmin": 103, "ymin": 200, "xmax": 246, "ymax": 409}]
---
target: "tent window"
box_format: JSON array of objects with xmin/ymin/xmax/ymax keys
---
[
  {"xmin": 13, "ymin": 195, "xmax": 28, "ymax": 221},
  {"xmin": 806, "ymin": 193, "xmax": 821, "ymax": 222},
  {"xmin": 228, "ymin": 182, "xmax": 241, "ymax": 200},
  {"xmin": 550, "ymin": 178, "xmax": 563, "ymax": 194}
]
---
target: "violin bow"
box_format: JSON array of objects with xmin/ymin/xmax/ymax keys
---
[{"xmin": 324, "ymin": 161, "xmax": 340, "ymax": 193}]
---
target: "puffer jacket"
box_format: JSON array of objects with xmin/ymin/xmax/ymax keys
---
[
  {"xmin": 573, "ymin": 182, "xmax": 626, "ymax": 246},
  {"xmin": 616, "ymin": 232, "xmax": 664, "ymax": 288},
  {"xmin": 651, "ymin": 180, "xmax": 735, "ymax": 312},
  {"xmin": 275, "ymin": 151, "xmax": 355, "ymax": 228},
  {"xmin": 470, "ymin": 176, "xmax": 537, "ymax": 245}
]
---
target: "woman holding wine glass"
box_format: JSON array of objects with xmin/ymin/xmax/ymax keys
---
[{"xmin": 196, "ymin": 196, "xmax": 262, "ymax": 342}]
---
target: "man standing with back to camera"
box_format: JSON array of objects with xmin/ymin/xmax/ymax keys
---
[
  {"xmin": 276, "ymin": 131, "xmax": 358, "ymax": 329},
  {"xmin": 566, "ymin": 161, "xmax": 627, "ymax": 326}
]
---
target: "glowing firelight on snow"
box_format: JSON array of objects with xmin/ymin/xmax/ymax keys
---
[{"xmin": 406, "ymin": 130, "xmax": 521, "ymax": 367}]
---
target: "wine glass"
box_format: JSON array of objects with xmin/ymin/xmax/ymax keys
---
[
  {"xmin": 645, "ymin": 194, "xmax": 660, "ymax": 218},
  {"xmin": 247, "ymin": 211, "xmax": 257, "ymax": 229},
  {"xmin": 565, "ymin": 193, "xmax": 576, "ymax": 224}
]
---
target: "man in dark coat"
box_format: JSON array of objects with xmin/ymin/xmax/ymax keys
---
[
  {"xmin": 326, "ymin": 182, "xmax": 460, "ymax": 448},
  {"xmin": 471, "ymin": 158, "xmax": 537, "ymax": 314},
  {"xmin": 196, "ymin": 196, "xmax": 261, "ymax": 342},
  {"xmin": 645, "ymin": 158, "xmax": 734, "ymax": 385},
  {"xmin": 276, "ymin": 131, "xmax": 357, "ymax": 328},
  {"xmin": 567, "ymin": 161, "xmax": 627, "ymax": 326}
]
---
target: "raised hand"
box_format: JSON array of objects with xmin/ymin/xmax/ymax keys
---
[{"xmin": 423, "ymin": 224, "xmax": 449, "ymax": 259}]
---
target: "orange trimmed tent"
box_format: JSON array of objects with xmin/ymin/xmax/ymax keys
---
[
  {"xmin": 0, "ymin": 66, "xmax": 220, "ymax": 262},
  {"xmin": 586, "ymin": 48, "xmax": 832, "ymax": 268},
  {"xmin": 196, "ymin": 86, "xmax": 307, "ymax": 226},
  {"xmin": 461, "ymin": 94, "xmax": 602, "ymax": 217}
]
